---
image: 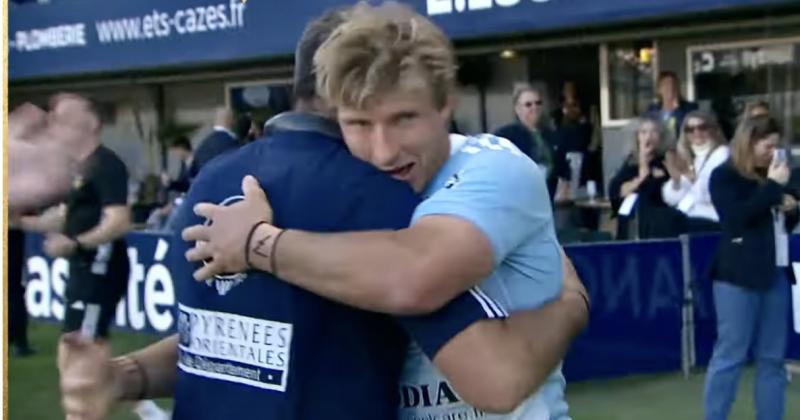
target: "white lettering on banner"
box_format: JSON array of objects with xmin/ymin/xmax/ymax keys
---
[
  {"xmin": 12, "ymin": 1, "xmax": 246, "ymax": 53},
  {"xmin": 144, "ymin": 239, "xmax": 175, "ymax": 332},
  {"xmin": 14, "ymin": 24, "xmax": 86, "ymax": 52},
  {"xmin": 177, "ymin": 304, "xmax": 293, "ymax": 392},
  {"xmin": 93, "ymin": 0, "xmax": 244, "ymax": 44},
  {"xmin": 427, "ymin": 0, "xmax": 550, "ymax": 16},
  {"xmin": 26, "ymin": 256, "xmax": 54, "ymax": 319},
  {"xmin": 52, "ymin": 258, "xmax": 68, "ymax": 320},
  {"xmin": 25, "ymin": 242, "xmax": 177, "ymax": 333},
  {"xmin": 126, "ymin": 247, "xmax": 147, "ymax": 330}
]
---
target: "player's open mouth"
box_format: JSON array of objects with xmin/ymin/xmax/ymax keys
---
[{"xmin": 387, "ymin": 163, "xmax": 415, "ymax": 180}]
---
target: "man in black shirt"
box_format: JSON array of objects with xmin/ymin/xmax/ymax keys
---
[{"xmin": 19, "ymin": 94, "xmax": 131, "ymax": 340}]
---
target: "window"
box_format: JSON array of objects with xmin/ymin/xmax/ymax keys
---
[
  {"xmin": 225, "ymin": 80, "xmax": 293, "ymax": 121},
  {"xmin": 687, "ymin": 37, "xmax": 800, "ymax": 143},
  {"xmin": 601, "ymin": 40, "xmax": 658, "ymax": 125}
]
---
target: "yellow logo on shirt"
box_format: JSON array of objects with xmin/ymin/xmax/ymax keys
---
[{"xmin": 73, "ymin": 176, "xmax": 84, "ymax": 189}]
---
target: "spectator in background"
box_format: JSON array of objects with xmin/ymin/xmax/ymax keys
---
[
  {"xmin": 248, "ymin": 115, "xmax": 266, "ymax": 141},
  {"xmin": 8, "ymin": 227, "xmax": 34, "ymax": 357},
  {"xmin": 494, "ymin": 84, "xmax": 563, "ymax": 197},
  {"xmin": 747, "ymin": 101, "xmax": 771, "ymax": 119},
  {"xmin": 551, "ymin": 80, "xmax": 589, "ymax": 128},
  {"xmin": 706, "ymin": 115, "xmax": 795, "ymax": 420},
  {"xmin": 188, "ymin": 107, "xmax": 240, "ymax": 179},
  {"xmin": 16, "ymin": 93, "xmax": 131, "ymax": 384},
  {"xmin": 609, "ymin": 118, "xmax": 682, "ymax": 240},
  {"xmin": 647, "ymin": 71, "xmax": 698, "ymax": 138},
  {"xmin": 662, "ymin": 111, "xmax": 729, "ymax": 233},
  {"xmin": 161, "ymin": 136, "xmax": 193, "ymax": 194},
  {"xmin": 234, "ymin": 113, "xmax": 253, "ymax": 143}
]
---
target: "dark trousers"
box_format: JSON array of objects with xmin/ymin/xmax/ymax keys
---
[{"xmin": 8, "ymin": 229, "xmax": 29, "ymax": 348}]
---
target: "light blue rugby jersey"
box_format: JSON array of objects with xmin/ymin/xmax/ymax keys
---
[{"xmin": 399, "ymin": 134, "xmax": 568, "ymax": 420}]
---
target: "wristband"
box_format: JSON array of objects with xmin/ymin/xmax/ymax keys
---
[
  {"xmin": 112, "ymin": 356, "xmax": 148, "ymax": 401},
  {"xmin": 244, "ymin": 221, "xmax": 270, "ymax": 269},
  {"xmin": 270, "ymin": 229, "xmax": 288, "ymax": 276}
]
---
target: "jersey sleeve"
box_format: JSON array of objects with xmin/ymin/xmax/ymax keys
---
[
  {"xmin": 412, "ymin": 135, "xmax": 552, "ymax": 266},
  {"xmin": 396, "ymin": 286, "xmax": 507, "ymax": 358},
  {"xmin": 338, "ymin": 164, "xmax": 421, "ymax": 231},
  {"xmin": 94, "ymin": 154, "xmax": 129, "ymax": 206}
]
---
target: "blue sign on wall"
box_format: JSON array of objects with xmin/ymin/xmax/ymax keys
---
[
  {"xmin": 563, "ymin": 240, "xmax": 686, "ymax": 380},
  {"xmin": 24, "ymin": 232, "xmax": 178, "ymax": 335},
  {"xmin": 9, "ymin": 0, "xmax": 795, "ymax": 80},
  {"xmin": 22, "ymin": 230, "xmax": 800, "ymax": 380}
]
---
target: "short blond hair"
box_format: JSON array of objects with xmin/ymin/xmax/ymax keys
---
[{"xmin": 313, "ymin": 1, "xmax": 456, "ymax": 110}]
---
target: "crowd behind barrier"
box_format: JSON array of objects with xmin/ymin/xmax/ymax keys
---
[{"xmin": 22, "ymin": 231, "xmax": 800, "ymax": 381}]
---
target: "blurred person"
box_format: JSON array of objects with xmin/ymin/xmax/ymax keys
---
[
  {"xmin": 705, "ymin": 115, "xmax": 795, "ymax": 420},
  {"xmin": 248, "ymin": 115, "xmax": 265, "ymax": 141},
  {"xmin": 188, "ymin": 107, "xmax": 240, "ymax": 178},
  {"xmin": 551, "ymin": 97, "xmax": 603, "ymax": 232},
  {"xmin": 646, "ymin": 71, "xmax": 699, "ymax": 138},
  {"xmin": 58, "ymin": 7, "xmax": 589, "ymax": 420},
  {"xmin": 662, "ymin": 111, "xmax": 729, "ymax": 233},
  {"xmin": 551, "ymin": 80, "xmax": 588, "ymax": 128},
  {"xmin": 747, "ymin": 101, "xmax": 770, "ymax": 119},
  {"xmin": 8, "ymin": 103, "xmax": 81, "ymax": 213},
  {"xmin": 494, "ymin": 84, "xmax": 565, "ymax": 197},
  {"xmin": 16, "ymin": 94, "xmax": 133, "ymax": 411},
  {"xmin": 608, "ymin": 118, "xmax": 682, "ymax": 240},
  {"xmin": 186, "ymin": 3, "xmax": 578, "ymax": 419},
  {"xmin": 161, "ymin": 136, "xmax": 193, "ymax": 194},
  {"xmin": 552, "ymin": 97, "xmax": 592, "ymax": 203},
  {"xmin": 8, "ymin": 227, "xmax": 34, "ymax": 357},
  {"xmin": 234, "ymin": 112, "xmax": 254, "ymax": 143}
]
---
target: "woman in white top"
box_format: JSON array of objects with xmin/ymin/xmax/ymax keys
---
[{"xmin": 662, "ymin": 110, "xmax": 730, "ymax": 232}]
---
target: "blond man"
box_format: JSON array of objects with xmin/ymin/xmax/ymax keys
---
[{"xmin": 188, "ymin": 3, "xmax": 577, "ymax": 419}]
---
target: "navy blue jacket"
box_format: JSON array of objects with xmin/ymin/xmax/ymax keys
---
[
  {"xmin": 189, "ymin": 129, "xmax": 240, "ymax": 179},
  {"xmin": 710, "ymin": 161, "xmax": 799, "ymax": 290},
  {"xmin": 170, "ymin": 113, "xmax": 491, "ymax": 419}
]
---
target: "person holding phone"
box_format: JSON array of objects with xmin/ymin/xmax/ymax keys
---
[{"xmin": 705, "ymin": 115, "xmax": 796, "ymax": 420}]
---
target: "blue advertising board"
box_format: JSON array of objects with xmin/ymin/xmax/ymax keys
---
[
  {"xmin": 22, "ymin": 230, "xmax": 800, "ymax": 380},
  {"xmin": 562, "ymin": 240, "xmax": 686, "ymax": 380},
  {"xmin": 10, "ymin": 0, "xmax": 795, "ymax": 80},
  {"xmin": 24, "ymin": 232, "xmax": 178, "ymax": 335}
]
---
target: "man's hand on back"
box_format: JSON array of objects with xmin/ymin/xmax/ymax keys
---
[{"xmin": 183, "ymin": 175, "xmax": 274, "ymax": 279}]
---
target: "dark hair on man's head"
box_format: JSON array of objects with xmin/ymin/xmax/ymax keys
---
[
  {"xmin": 170, "ymin": 136, "xmax": 192, "ymax": 152},
  {"xmin": 293, "ymin": 7, "xmax": 350, "ymax": 101},
  {"xmin": 658, "ymin": 71, "xmax": 679, "ymax": 84}
]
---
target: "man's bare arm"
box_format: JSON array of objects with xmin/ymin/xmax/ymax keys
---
[
  {"xmin": 74, "ymin": 205, "xmax": 131, "ymax": 248},
  {"xmin": 113, "ymin": 334, "xmax": 179, "ymax": 400},
  {"xmin": 248, "ymin": 216, "xmax": 494, "ymax": 315},
  {"xmin": 432, "ymin": 254, "xmax": 589, "ymax": 413},
  {"xmin": 18, "ymin": 205, "xmax": 66, "ymax": 233}
]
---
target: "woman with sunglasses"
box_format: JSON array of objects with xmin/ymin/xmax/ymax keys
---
[
  {"xmin": 662, "ymin": 110, "xmax": 730, "ymax": 233},
  {"xmin": 705, "ymin": 116, "xmax": 795, "ymax": 420}
]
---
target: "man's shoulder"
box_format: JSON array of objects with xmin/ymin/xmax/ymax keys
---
[
  {"xmin": 455, "ymin": 134, "xmax": 535, "ymax": 173},
  {"xmin": 493, "ymin": 122, "xmax": 525, "ymax": 137},
  {"xmin": 91, "ymin": 145, "xmax": 128, "ymax": 173}
]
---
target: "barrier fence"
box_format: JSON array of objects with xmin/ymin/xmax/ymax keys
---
[{"xmin": 23, "ymin": 231, "xmax": 800, "ymax": 381}]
